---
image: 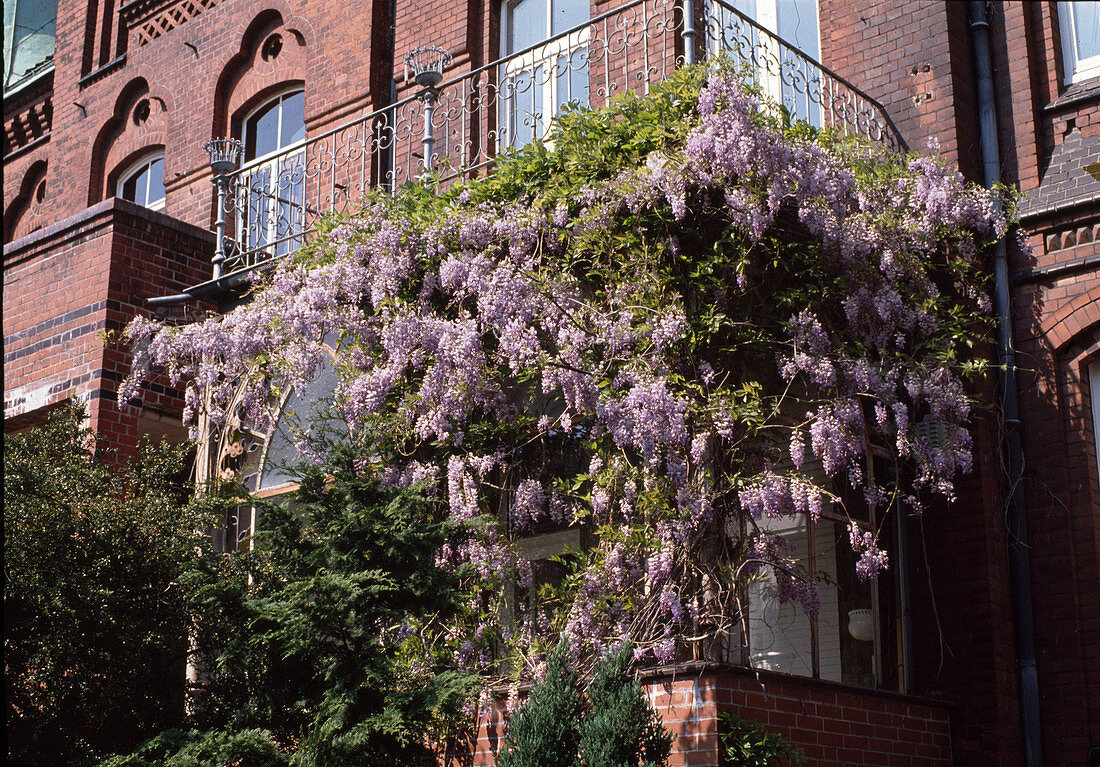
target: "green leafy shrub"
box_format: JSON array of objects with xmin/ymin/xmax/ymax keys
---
[
  {"xmin": 579, "ymin": 645, "xmax": 672, "ymax": 767},
  {"xmin": 497, "ymin": 645, "xmax": 583, "ymax": 767},
  {"xmin": 4, "ymin": 402, "xmax": 211, "ymax": 766},
  {"xmin": 106, "ymin": 448, "xmax": 477, "ymax": 767},
  {"xmin": 96, "ymin": 729, "xmax": 288, "ymax": 767},
  {"xmin": 718, "ymin": 713, "xmax": 803, "ymax": 767}
]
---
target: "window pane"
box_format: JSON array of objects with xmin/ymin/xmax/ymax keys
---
[
  {"xmin": 777, "ymin": 0, "xmax": 818, "ymax": 59},
  {"xmin": 509, "ymin": 0, "xmax": 547, "ymax": 52},
  {"xmin": 551, "ymin": 0, "xmax": 587, "ymax": 35},
  {"xmin": 147, "ymin": 157, "xmax": 165, "ymax": 205},
  {"xmin": 1074, "ymin": 2, "xmax": 1100, "ymax": 60},
  {"xmin": 279, "ymin": 91, "xmax": 306, "ymax": 147},
  {"xmin": 246, "ymin": 101, "xmax": 281, "ymax": 160},
  {"xmin": 259, "ymin": 358, "xmax": 340, "ymax": 490},
  {"xmin": 120, "ymin": 171, "xmax": 138, "ymax": 202},
  {"xmin": 747, "ymin": 513, "xmax": 814, "ymax": 677},
  {"xmin": 6, "ymin": 0, "xmax": 57, "ymax": 90},
  {"xmin": 132, "ymin": 167, "xmax": 148, "ymax": 206}
]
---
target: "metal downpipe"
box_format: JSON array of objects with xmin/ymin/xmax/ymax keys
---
[{"xmin": 968, "ymin": 3, "xmax": 1042, "ymax": 765}]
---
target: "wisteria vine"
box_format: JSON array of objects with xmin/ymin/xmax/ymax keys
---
[{"xmin": 123, "ymin": 64, "xmax": 1005, "ymax": 680}]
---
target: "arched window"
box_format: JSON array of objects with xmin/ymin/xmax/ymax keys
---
[
  {"xmin": 499, "ymin": 0, "xmax": 590, "ymax": 150},
  {"xmin": 117, "ymin": 153, "xmax": 165, "ymax": 210},
  {"xmin": 208, "ymin": 342, "xmax": 340, "ymax": 551},
  {"xmin": 238, "ymin": 88, "xmax": 306, "ymax": 260}
]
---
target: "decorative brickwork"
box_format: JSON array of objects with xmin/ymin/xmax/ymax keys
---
[
  {"xmin": 2, "ymin": 80, "xmax": 54, "ymax": 158},
  {"xmin": 122, "ymin": 0, "xmax": 225, "ymax": 48}
]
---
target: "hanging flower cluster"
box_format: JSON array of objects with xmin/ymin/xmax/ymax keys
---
[{"xmin": 122, "ymin": 64, "xmax": 1004, "ymax": 678}]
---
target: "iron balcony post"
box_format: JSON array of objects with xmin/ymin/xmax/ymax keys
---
[
  {"xmin": 404, "ymin": 45, "xmax": 452, "ymax": 180},
  {"xmin": 682, "ymin": 0, "xmax": 697, "ymax": 67},
  {"xmin": 211, "ymin": 174, "xmax": 228, "ymax": 279},
  {"xmin": 421, "ymin": 88, "xmax": 438, "ymax": 173},
  {"xmin": 202, "ymin": 137, "xmax": 243, "ymax": 280}
]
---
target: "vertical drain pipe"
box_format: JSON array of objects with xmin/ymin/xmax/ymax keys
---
[{"xmin": 968, "ymin": 3, "xmax": 1042, "ymax": 765}]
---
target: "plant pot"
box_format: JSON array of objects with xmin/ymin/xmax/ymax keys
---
[{"xmin": 847, "ymin": 608, "xmax": 874, "ymax": 642}]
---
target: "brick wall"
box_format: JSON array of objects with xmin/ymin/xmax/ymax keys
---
[
  {"xmin": 3, "ymin": 198, "xmax": 214, "ymax": 459},
  {"xmin": 467, "ymin": 664, "xmax": 952, "ymax": 767},
  {"xmin": 4, "ymin": 0, "xmax": 386, "ymax": 244},
  {"xmin": 992, "ymin": 2, "xmax": 1100, "ymax": 764}
]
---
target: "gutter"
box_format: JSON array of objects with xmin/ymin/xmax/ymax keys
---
[
  {"xmin": 147, "ymin": 268, "xmax": 255, "ymax": 306},
  {"xmin": 969, "ymin": 4, "xmax": 1043, "ymax": 765}
]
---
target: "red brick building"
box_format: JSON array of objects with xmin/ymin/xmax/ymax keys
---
[{"xmin": 3, "ymin": 1, "xmax": 1098, "ymax": 765}]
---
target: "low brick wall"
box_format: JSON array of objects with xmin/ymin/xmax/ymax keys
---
[{"xmin": 468, "ymin": 663, "xmax": 952, "ymax": 767}]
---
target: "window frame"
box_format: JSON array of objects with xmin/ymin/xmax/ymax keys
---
[
  {"xmin": 738, "ymin": 450, "xmax": 904, "ymax": 692},
  {"xmin": 705, "ymin": 0, "xmax": 823, "ymax": 128},
  {"xmin": 1059, "ymin": 1, "xmax": 1100, "ymax": 85},
  {"xmin": 498, "ymin": 0, "xmax": 591, "ymax": 150},
  {"xmin": 236, "ymin": 87, "xmax": 308, "ymax": 259},
  {"xmin": 115, "ymin": 151, "xmax": 166, "ymax": 211}
]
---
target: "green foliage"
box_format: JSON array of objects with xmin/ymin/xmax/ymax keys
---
[
  {"xmin": 97, "ymin": 729, "xmax": 289, "ymax": 767},
  {"xmin": 718, "ymin": 713, "xmax": 804, "ymax": 767},
  {"xmin": 579, "ymin": 645, "xmax": 671, "ymax": 767},
  {"xmin": 115, "ymin": 449, "xmax": 477, "ymax": 767},
  {"xmin": 482, "ymin": 65, "xmax": 706, "ymax": 205},
  {"xmin": 497, "ymin": 645, "xmax": 583, "ymax": 767},
  {"xmin": 500, "ymin": 644, "xmax": 671, "ymax": 767},
  {"xmin": 4, "ymin": 402, "xmax": 209, "ymax": 766}
]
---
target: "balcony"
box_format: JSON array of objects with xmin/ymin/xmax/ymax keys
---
[{"xmin": 203, "ymin": 0, "xmax": 906, "ymax": 282}]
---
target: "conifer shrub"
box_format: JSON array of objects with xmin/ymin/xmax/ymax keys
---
[
  {"xmin": 499, "ymin": 644, "xmax": 671, "ymax": 767},
  {"xmin": 96, "ymin": 729, "xmax": 289, "ymax": 767},
  {"xmin": 579, "ymin": 645, "xmax": 672, "ymax": 767},
  {"xmin": 497, "ymin": 645, "xmax": 582, "ymax": 767}
]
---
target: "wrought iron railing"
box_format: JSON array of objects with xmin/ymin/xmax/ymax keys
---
[{"xmin": 210, "ymin": 0, "xmax": 906, "ymax": 277}]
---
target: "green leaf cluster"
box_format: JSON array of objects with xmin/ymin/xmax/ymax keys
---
[
  {"xmin": 4, "ymin": 402, "xmax": 211, "ymax": 766},
  {"xmin": 115, "ymin": 450, "xmax": 477, "ymax": 767},
  {"xmin": 97, "ymin": 728, "xmax": 290, "ymax": 767},
  {"xmin": 718, "ymin": 713, "xmax": 804, "ymax": 767}
]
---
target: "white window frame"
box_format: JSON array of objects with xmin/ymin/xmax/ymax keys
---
[
  {"xmin": 238, "ymin": 88, "xmax": 307, "ymax": 258},
  {"xmin": 116, "ymin": 152, "xmax": 166, "ymax": 211},
  {"xmin": 499, "ymin": 0, "xmax": 590, "ymax": 150},
  {"xmin": 706, "ymin": 0, "xmax": 822, "ymax": 128},
  {"xmin": 1059, "ymin": 1, "xmax": 1100, "ymax": 85}
]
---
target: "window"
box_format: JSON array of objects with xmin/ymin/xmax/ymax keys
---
[
  {"xmin": 239, "ymin": 89, "xmax": 306, "ymax": 259},
  {"xmin": 3, "ymin": 0, "xmax": 57, "ymax": 91},
  {"xmin": 706, "ymin": 0, "xmax": 822, "ymax": 127},
  {"xmin": 117, "ymin": 153, "xmax": 166, "ymax": 210},
  {"xmin": 499, "ymin": 0, "xmax": 590, "ymax": 150},
  {"xmin": 1091, "ymin": 361, "xmax": 1100, "ymax": 483},
  {"xmin": 207, "ymin": 344, "xmax": 341, "ymax": 553},
  {"xmin": 1059, "ymin": 1, "xmax": 1100, "ymax": 84},
  {"xmin": 741, "ymin": 454, "xmax": 903, "ymax": 691}
]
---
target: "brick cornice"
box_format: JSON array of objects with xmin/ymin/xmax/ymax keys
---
[{"xmin": 3, "ymin": 197, "xmax": 213, "ymax": 266}]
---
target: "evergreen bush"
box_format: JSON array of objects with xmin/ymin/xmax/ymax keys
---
[
  {"xmin": 579, "ymin": 645, "xmax": 672, "ymax": 767},
  {"xmin": 500, "ymin": 644, "xmax": 670, "ymax": 767},
  {"xmin": 497, "ymin": 645, "xmax": 582, "ymax": 767}
]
